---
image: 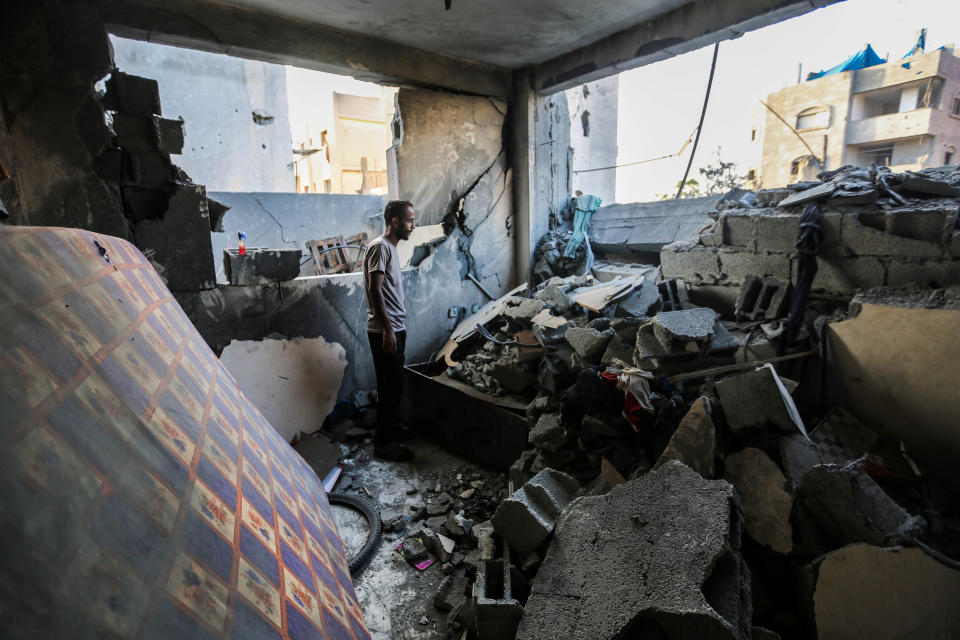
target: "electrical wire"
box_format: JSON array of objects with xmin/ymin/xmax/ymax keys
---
[{"xmin": 676, "ymin": 41, "xmax": 720, "ymax": 199}]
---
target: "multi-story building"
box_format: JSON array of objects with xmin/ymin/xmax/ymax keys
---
[{"xmin": 749, "ymin": 41, "xmax": 960, "ymax": 189}]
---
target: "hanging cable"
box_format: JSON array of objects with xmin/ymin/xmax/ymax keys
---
[{"xmin": 676, "ymin": 42, "xmax": 720, "ymax": 199}]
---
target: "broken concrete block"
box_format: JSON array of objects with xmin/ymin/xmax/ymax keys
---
[
  {"xmin": 653, "ymin": 307, "xmax": 719, "ymax": 345},
  {"xmin": 797, "ymin": 462, "xmax": 923, "ymax": 547},
  {"xmin": 103, "ymin": 72, "xmax": 162, "ymax": 115},
  {"xmin": 723, "ymin": 448, "xmax": 793, "ymax": 553},
  {"xmin": 779, "ymin": 434, "xmax": 823, "ymax": 488},
  {"xmin": 133, "ymin": 185, "xmax": 215, "ymax": 291},
  {"xmin": 491, "ymin": 468, "xmax": 579, "ymax": 554},
  {"xmin": 734, "ymin": 276, "xmax": 790, "ymax": 321},
  {"xmin": 474, "ymin": 559, "xmax": 526, "ymax": 640},
  {"xmin": 564, "ymin": 327, "xmax": 614, "ymax": 362},
  {"xmin": 812, "ymin": 544, "xmax": 960, "ymax": 639},
  {"xmin": 615, "ymin": 275, "xmax": 660, "ymax": 317},
  {"xmin": 534, "ymin": 284, "xmax": 573, "ymax": 314},
  {"xmin": 658, "ymin": 277, "xmax": 691, "ymax": 311},
  {"xmin": 223, "ymin": 248, "xmax": 302, "ymax": 285},
  {"xmin": 502, "ymin": 297, "xmax": 546, "ymax": 322},
  {"xmin": 435, "ymin": 573, "xmax": 470, "ymax": 613},
  {"xmin": 508, "ymin": 450, "xmax": 537, "ymax": 489},
  {"xmin": 516, "ymin": 461, "xmax": 751, "ymax": 640},
  {"xmin": 652, "ymin": 397, "xmax": 715, "ymax": 478},
  {"xmin": 112, "ymin": 114, "xmax": 184, "ymax": 154},
  {"xmin": 528, "ymin": 413, "xmax": 568, "ymax": 452},
  {"xmin": 715, "ymin": 365, "xmax": 806, "ymax": 437},
  {"xmin": 492, "ymin": 363, "xmax": 536, "ymax": 393}
]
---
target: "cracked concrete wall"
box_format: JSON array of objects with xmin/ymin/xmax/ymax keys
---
[
  {"xmin": 208, "ymin": 191, "xmax": 385, "ymax": 282},
  {"xmin": 0, "ymin": 0, "xmax": 129, "ymax": 238},
  {"xmin": 567, "ymin": 76, "xmax": 618, "ymax": 204},
  {"xmin": 178, "ymin": 87, "xmax": 515, "ymax": 409},
  {"xmin": 110, "ymin": 36, "xmax": 296, "ymax": 192}
]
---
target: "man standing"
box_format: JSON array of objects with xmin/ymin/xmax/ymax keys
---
[{"xmin": 363, "ymin": 200, "xmax": 416, "ymax": 461}]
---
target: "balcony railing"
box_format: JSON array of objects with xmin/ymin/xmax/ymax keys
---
[{"xmin": 845, "ymin": 108, "xmax": 936, "ymax": 145}]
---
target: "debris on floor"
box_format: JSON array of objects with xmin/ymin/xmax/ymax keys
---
[{"xmin": 332, "ymin": 173, "xmax": 960, "ymax": 639}]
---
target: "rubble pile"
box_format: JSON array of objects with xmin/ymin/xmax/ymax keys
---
[
  {"xmin": 662, "ymin": 164, "xmax": 960, "ymax": 314},
  {"xmin": 402, "ymin": 172, "xmax": 960, "ymax": 639}
]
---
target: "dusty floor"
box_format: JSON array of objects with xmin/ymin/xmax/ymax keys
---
[{"xmin": 330, "ymin": 437, "xmax": 503, "ymax": 640}]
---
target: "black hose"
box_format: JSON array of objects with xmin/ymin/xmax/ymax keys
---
[{"xmin": 327, "ymin": 492, "xmax": 383, "ymax": 578}]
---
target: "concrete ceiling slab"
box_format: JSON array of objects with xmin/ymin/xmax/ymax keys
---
[{"xmin": 217, "ymin": 0, "xmax": 691, "ymax": 68}]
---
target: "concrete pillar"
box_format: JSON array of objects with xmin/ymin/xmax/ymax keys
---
[{"xmin": 510, "ymin": 69, "xmax": 572, "ymax": 284}]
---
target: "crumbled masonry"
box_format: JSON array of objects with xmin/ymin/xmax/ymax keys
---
[{"xmin": 414, "ymin": 168, "xmax": 960, "ymax": 640}]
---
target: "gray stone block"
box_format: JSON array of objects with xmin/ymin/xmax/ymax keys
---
[
  {"xmin": 491, "ymin": 468, "xmax": 579, "ymax": 554},
  {"xmin": 810, "ymin": 256, "xmax": 884, "ymax": 292},
  {"xmin": 528, "ymin": 413, "xmax": 568, "ymax": 452},
  {"xmin": 652, "ymin": 397, "xmax": 715, "ymax": 478},
  {"xmin": 615, "ymin": 275, "xmax": 660, "ymax": 317},
  {"xmin": 134, "ymin": 186, "xmax": 215, "ymax": 291},
  {"xmin": 840, "ymin": 213, "xmax": 944, "ymax": 257},
  {"xmin": 653, "ymin": 307, "xmax": 719, "ymax": 342},
  {"xmin": 719, "ymin": 249, "xmax": 791, "ymax": 285},
  {"xmin": 724, "ymin": 448, "xmax": 793, "ymax": 553},
  {"xmin": 754, "ymin": 213, "xmax": 801, "ymax": 253},
  {"xmin": 103, "ymin": 72, "xmax": 162, "ymax": 116},
  {"xmin": 722, "ymin": 213, "xmax": 756, "ymax": 250},
  {"xmin": 564, "ymin": 326, "xmax": 613, "ymax": 362},
  {"xmin": 660, "ymin": 241, "xmax": 722, "ymax": 284},
  {"xmin": 734, "ymin": 276, "xmax": 790, "ymax": 321},
  {"xmin": 516, "ymin": 461, "xmax": 751, "ymax": 640},
  {"xmin": 779, "ymin": 434, "xmax": 823, "ymax": 488},
  {"xmin": 715, "ymin": 366, "xmax": 801, "ymax": 436},
  {"xmin": 884, "ymin": 258, "xmax": 960, "ymax": 288},
  {"xmin": 887, "ymin": 205, "xmax": 957, "ymax": 244},
  {"xmin": 797, "ymin": 462, "xmax": 923, "ymax": 547},
  {"xmin": 474, "ymin": 559, "xmax": 526, "ymax": 640}
]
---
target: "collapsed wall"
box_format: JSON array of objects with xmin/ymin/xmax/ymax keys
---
[{"xmin": 661, "ymin": 191, "xmax": 960, "ymax": 314}]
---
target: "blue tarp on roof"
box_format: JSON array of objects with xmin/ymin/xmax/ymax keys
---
[{"xmin": 806, "ymin": 44, "xmax": 886, "ymax": 80}]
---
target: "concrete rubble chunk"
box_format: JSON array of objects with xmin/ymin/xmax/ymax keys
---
[
  {"xmin": 503, "ymin": 297, "xmax": 546, "ymax": 322},
  {"xmin": 474, "ymin": 558, "xmax": 527, "ymax": 640},
  {"xmin": 715, "ymin": 365, "xmax": 807, "ymax": 437},
  {"xmin": 653, "ymin": 306, "xmax": 719, "ymax": 345},
  {"xmin": 652, "ymin": 397, "xmax": 716, "ymax": 478},
  {"xmin": 517, "ymin": 461, "xmax": 751, "ymax": 640},
  {"xmin": 491, "ymin": 468, "xmax": 579, "ymax": 554},
  {"xmin": 616, "ymin": 275, "xmax": 661, "ymax": 317},
  {"xmin": 435, "ymin": 572, "xmax": 470, "ymax": 612},
  {"xmin": 797, "ymin": 462, "xmax": 923, "ymax": 547},
  {"xmin": 723, "ymin": 448, "xmax": 793, "ymax": 554},
  {"xmin": 779, "ymin": 434, "xmax": 824, "ymax": 488},
  {"xmin": 564, "ymin": 326, "xmax": 614, "ymax": 362},
  {"xmin": 812, "ymin": 544, "xmax": 960, "ymax": 639},
  {"xmin": 734, "ymin": 276, "xmax": 790, "ymax": 321},
  {"xmin": 534, "ymin": 284, "xmax": 574, "ymax": 314},
  {"xmin": 528, "ymin": 412, "xmax": 568, "ymax": 451}
]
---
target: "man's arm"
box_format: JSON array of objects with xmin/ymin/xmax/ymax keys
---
[{"xmin": 368, "ymin": 271, "xmax": 397, "ymax": 353}]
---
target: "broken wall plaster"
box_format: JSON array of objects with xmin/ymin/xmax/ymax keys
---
[{"xmin": 220, "ymin": 335, "xmax": 347, "ymax": 441}]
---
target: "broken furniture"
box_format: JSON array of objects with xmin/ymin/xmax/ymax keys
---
[
  {"xmin": 0, "ymin": 226, "xmax": 369, "ymax": 639},
  {"xmin": 306, "ymin": 233, "xmax": 368, "ymax": 275}
]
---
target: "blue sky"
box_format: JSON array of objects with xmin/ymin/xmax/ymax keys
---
[{"xmin": 614, "ymin": 0, "xmax": 960, "ymax": 202}]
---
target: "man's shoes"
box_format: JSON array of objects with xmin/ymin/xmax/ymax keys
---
[{"xmin": 373, "ymin": 442, "xmax": 413, "ymax": 462}]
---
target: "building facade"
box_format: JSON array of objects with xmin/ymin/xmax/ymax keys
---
[{"xmin": 751, "ymin": 46, "xmax": 960, "ymax": 188}]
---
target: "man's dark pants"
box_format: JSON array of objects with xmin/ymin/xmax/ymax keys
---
[{"xmin": 367, "ymin": 330, "xmax": 406, "ymax": 446}]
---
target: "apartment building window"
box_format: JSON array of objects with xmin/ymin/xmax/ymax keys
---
[
  {"xmin": 952, "ymin": 91, "xmax": 960, "ymax": 117},
  {"xmin": 946, "ymin": 146, "xmax": 956, "ymax": 165},
  {"xmin": 796, "ymin": 107, "xmax": 829, "ymax": 130},
  {"xmin": 859, "ymin": 145, "xmax": 894, "ymax": 167}
]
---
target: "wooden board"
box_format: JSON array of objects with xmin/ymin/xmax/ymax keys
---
[{"xmin": 570, "ymin": 276, "xmax": 645, "ymax": 313}]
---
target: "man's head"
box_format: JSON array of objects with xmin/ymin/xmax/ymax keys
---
[{"xmin": 384, "ymin": 200, "xmax": 416, "ymax": 241}]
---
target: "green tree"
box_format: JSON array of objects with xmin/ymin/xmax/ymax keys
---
[
  {"xmin": 697, "ymin": 147, "xmax": 744, "ymax": 195},
  {"xmin": 658, "ymin": 178, "xmax": 702, "ymax": 200}
]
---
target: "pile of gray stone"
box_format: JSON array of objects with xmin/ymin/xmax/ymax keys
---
[{"xmin": 420, "ymin": 175, "xmax": 960, "ymax": 639}]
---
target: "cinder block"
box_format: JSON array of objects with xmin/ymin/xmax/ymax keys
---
[
  {"xmin": 719, "ymin": 249, "xmax": 791, "ymax": 285},
  {"xmin": 134, "ymin": 186, "xmax": 216, "ymax": 291},
  {"xmin": 809, "ymin": 256, "xmax": 883, "ymax": 292},
  {"xmin": 660, "ymin": 241, "xmax": 721, "ymax": 284},
  {"xmin": 474, "ymin": 559, "xmax": 526, "ymax": 640},
  {"xmin": 884, "ymin": 258, "xmax": 960, "ymax": 288},
  {"xmin": 754, "ymin": 212, "xmax": 800, "ymax": 253},
  {"xmin": 491, "ymin": 468, "xmax": 579, "ymax": 554},
  {"xmin": 841, "ymin": 213, "xmax": 944, "ymax": 258},
  {"xmin": 715, "ymin": 365, "xmax": 799, "ymax": 436},
  {"xmin": 734, "ymin": 276, "xmax": 790, "ymax": 320},
  {"xmin": 721, "ymin": 213, "xmax": 756, "ymax": 249},
  {"xmin": 887, "ymin": 205, "xmax": 957, "ymax": 244},
  {"xmin": 103, "ymin": 72, "xmax": 162, "ymax": 115},
  {"xmin": 112, "ymin": 114, "xmax": 184, "ymax": 154}
]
